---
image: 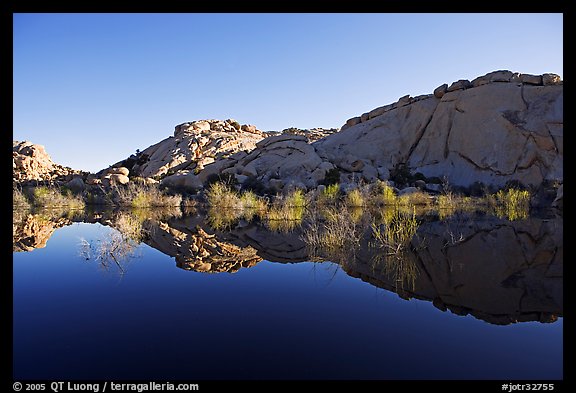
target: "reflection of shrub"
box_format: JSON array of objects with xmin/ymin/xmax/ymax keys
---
[
  {"xmin": 301, "ymin": 206, "xmax": 361, "ymax": 257},
  {"xmin": 370, "ymin": 207, "xmax": 419, "ymax": 256},
  {"xmin": 491, "ymin": 188, "xmax": 530, "ymax": 221},
  {"xmin": 13, "ymin": 187, "xmax": 30, "ymax": 209}
]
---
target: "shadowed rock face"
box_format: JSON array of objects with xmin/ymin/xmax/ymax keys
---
[{"xmin": 13, "ymin": 208, "xmax": 562, "ymax": 325}]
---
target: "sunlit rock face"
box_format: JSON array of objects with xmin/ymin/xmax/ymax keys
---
[
  {"xmin": 108, "ymin": 119, "xmax": 266, "ymax": 184},
  {"xmin": 13, "ymin": 141, "xmax": 85, "ymax": 183}
]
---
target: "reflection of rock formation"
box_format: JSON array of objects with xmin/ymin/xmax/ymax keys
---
[
  {"xmin": 342, "ymin": 216, "xmax": 563, "ymax": 325},
  {"xmin": 148, "ymin": 213, "xmax": 562, "ymax": 325},
  {"xmin": 145, "ymin": 216, "xmax": 262, "ymax": 273},
  {"xmin": 12, "ymin": 212, "xmax": 71, "ymax": 252},
  {"xmin": 13, "ymin": 207, "xmax": 562, "ymax": 325}
]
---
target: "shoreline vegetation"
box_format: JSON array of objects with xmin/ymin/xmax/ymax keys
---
[
  {"xmin": 14, "ymin": 179, "xmax": 535, "ymax": 267},
  {"xmin": 13, "ymin": 178, "xmax": 532, "ymax": 220}
]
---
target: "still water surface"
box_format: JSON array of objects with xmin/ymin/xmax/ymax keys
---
[{"xmin": 13, "ymin": 209, "xmax": 563, "ymax": 379}]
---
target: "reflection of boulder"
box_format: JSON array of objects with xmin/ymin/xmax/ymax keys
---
[
  {"xmin": 216, "ymin": 224, "xmax": 308, "ymax": 263},
  {"xmin": 145, "ymin": 218, "xmax": 262, "ymax": 273},
  {"xmin": 341, "ymin": 217, "xmax": 563, "ymax": 325},
  {"xmin": 12, "ymin": 212, "xmax": 71, "ymax": 252}
]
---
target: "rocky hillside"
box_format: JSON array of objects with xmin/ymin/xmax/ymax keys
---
[
  {"xmin": 109, "ymin": 119, "xmax": 265, "ymax": 180},
  {"xmin": 13, "ymin": 70, "xmax": 563, "ymax": 198},
  {"xmin": 183, "ymin": 70, "xmax": 562, "ymax": 193}
]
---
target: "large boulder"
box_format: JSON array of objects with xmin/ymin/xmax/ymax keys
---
[{"xmin": 319, "ymin": 70, "xmax": 562, "ymax": 189}]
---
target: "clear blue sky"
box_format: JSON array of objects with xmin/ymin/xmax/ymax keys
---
[{"xmin": 13, "ymin": 13, "xmax": 563, "ymax": 173}]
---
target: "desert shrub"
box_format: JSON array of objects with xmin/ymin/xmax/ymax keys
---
[
  {"xmin": 239, "ymin": 191, "xmax": 268, "ymax": 212},
  {"xmin": 427, "ymin": 176, "xmax": 442, "ymax": 184},
  {"xmin": 116, "ymin": 183, "xmax": 182, "ymax": 207},
  {"xmin": 204, "ymin": 172, "xmax": 237, "ymax": 188},
  {"xmin": 241, "ymin": 176, "xmax": 267, "ymax": 194},
  {"xmin": 389, "ymin": 163, "xmax": 412, "ymax": 187},
  {"xmin": 205, "ymin": 182, "xmax": 241, "ymax": 208},
  {"xmin": 318, "ymin": 183, "xmax": 339, "ymax": 204},
  {"xmin": 320, "ymin": 168, "xmax": 341, "ymax": 186},
  {"xmin": 413, "ymin": 172, "xmax": 426, "ymax": 181},
  {"xmin": 468, "ymin": 181, "xmax": 487, "ymax": 197},
  {"xmin": 284, "ymin": 188, "xmax": 306, "ymax": 207},
  {"xmin": 503, "ymin": 179, "xmax": 529, "ymax": 192},
  {"xmin": 31, "ymin": 186, "xmax": 85, "ymax": 209},
  {"xmin": 229, "ymin": 120, "xmax": 241, "ymax": 130},
  {"xmin": 398, "ymin": 190, "xmax": 432, "ymax": 206},
  {"xmin": 376, "ymin": 181, "xmax": 397, "ymax": 205}
]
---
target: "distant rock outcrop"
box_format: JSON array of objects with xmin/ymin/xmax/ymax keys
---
[
  {"xmin": 276, "ymin": 127, "xmax": 339, "ymax": 142},
  {"xmin": 13, "ymin": 141, "xmax": 85, "ymax": 184}
]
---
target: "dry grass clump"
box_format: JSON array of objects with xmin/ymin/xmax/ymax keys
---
[
  {"xmin": 13, "ymin": 187, "xmax": 30, "ymax": 209},
  {"xmin": 117, "ymin": 182, "xmax": 182, "ymax": 208},
  {"xmin": 345, "ymin": 188, "xmax": 365, "ymax": 207},
  {"xmin": 30, "ymin": 186, "xmax": 85, "ymax": 209}
]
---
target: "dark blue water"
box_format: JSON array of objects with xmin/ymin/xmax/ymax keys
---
[{"xmin": 13, "ymin": 222, "xmax": 563, "ymax": 380}]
